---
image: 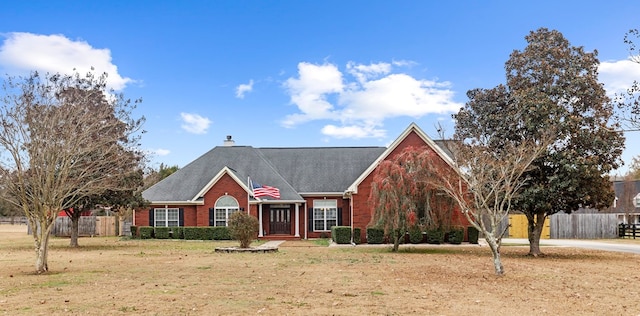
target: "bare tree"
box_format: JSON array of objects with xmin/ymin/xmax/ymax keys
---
[
  {"xmin": 614, "ymin": 29, "xmax": 640, "ymax": 131},
  {"xmin": 423, "ymin": 133, "xmax": 549, "ymax": 276},
  {"xmin": 0, "ymin": 71, "xmax": 144, "ymax": 273}
]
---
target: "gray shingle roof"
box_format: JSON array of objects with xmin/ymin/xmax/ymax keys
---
[
  {"xmin": 142, "ymin": 123, "xmax": 454, "ymax": 204},
  {"xmin": 257, "ymin": 147, "xmax": 387, "ymax": 192},
  {"xmin": 142, "ymin": 145, "xmax": 386, "ymax": 203}
]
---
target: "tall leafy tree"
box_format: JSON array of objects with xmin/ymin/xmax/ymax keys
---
[
  {"xmin": 65, "ymin": 168, "xmax": 145, "ymax": 247},
  {"xmin": 143, "ymin": 163, "xmax": 179, "ymax": 190},
  {"xmin": 456, "ymin": 28, "xmax": 624, "ymax": 256},
  {"xmin": 0, "ymin": 71, "xmax": 144, "ymax": 273}
]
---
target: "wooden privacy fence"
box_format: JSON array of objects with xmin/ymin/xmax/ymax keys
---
[
  {"xmin": 508, "ymin": 214, "xmax": 550, "ymax": 239},
  {"xmin": 49, "ymin": 216, "xmax": 116, "ymax": 237},
  {"xmin": 549, "ymin": 213, "xmax": 618, "ymax": 239}
]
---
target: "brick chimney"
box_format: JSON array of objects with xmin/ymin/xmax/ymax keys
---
[{"xmin": 223, "ymin": 135, "xmax": 235, "ymax": 147}]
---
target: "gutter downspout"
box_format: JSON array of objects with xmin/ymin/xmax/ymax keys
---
[{"xmin": 349, "ymin": 192, "xmax": 355, "ymax": 245}]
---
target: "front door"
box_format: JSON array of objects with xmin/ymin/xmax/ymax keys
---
[{"xmin": 269, "ymin": 207, "xmax": 290, "ymax": 234}]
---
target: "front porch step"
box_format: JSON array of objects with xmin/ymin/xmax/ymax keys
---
[{"xmin": 259, "ymin": 235, "xmax": 302, "ymax": 241}]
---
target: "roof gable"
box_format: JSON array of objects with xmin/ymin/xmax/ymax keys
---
[
  {"xmin": 346, "ymin": 122, "xmax": 455, "ymax": 194},
  {"xmin": 142, "ymin": 146, "xmax": 304, "ymax": 203}
]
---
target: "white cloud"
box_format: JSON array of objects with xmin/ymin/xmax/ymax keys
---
[
  {"xmin": 0, "ymin": 32, "xmax": 132, "ymax": 91},
  {"xmin": 180, "ymin": 112, "xmax": 211, "ymax": 134},
  {"xmin": 599, "ymin": 58, "xmax": 640, "ymax": 95},
  {"xmin": 235, "ymin": 79, "xmax": 254, "ymax": 99},
  {"xmin": 321, "ymin": 124, "xmax": 386, "ymax": 139},
  {"xmin": 346, "ymin": 61, "xmax": 391, "ymax": 83},
  {"xmin": 282, "ymin": 62, "xmax": 344, "ymax": 126},
  {"xmin": 282, "ymin": 60, "xmax": 463, "ymax": 139}
]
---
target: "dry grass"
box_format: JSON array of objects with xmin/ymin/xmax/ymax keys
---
[{"xmin": 1, "ymin": 225, "xmax": 640, "ymax": 315}]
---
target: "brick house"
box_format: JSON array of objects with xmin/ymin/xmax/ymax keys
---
[{"xmin": 137, "ymin": 123, "xmax": 468, "ymax": 241}]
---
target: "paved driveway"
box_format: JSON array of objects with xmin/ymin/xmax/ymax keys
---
[{"xmin": 502, "ymin": 238, "xmax": 640, "ymax": 254}]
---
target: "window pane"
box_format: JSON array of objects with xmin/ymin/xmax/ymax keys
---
[
  {"xmin": 313, "ymin": 209, "xmax": 324, "ymax": 220},
  {"xmin": 326, "ymin": 220, "xmax": 337, "ymax": 230},
  {"xmin": 167, "ymin": 209, "xmax": 178, "ymax": 221},
  {"xmin": 155, "ymin": 209, "xmax": 166, "ymax": 220},
  {"xmin": 314, "ymin": 200, "xmax": 337, "ymax": 209},
  {"xmin": 215, "ymin": 220, "xmax": 226, "ymax": 227},
  {"xmin": 314, "ymin": 219, "xmax": 325, "ymax": 231},
  {"xmin": 327, "ymin": 208, "xmax": 337, "ymax": 220},
  {"xmin": 215, "ymin": 196, "xmax": 239, "ymax": 208}
]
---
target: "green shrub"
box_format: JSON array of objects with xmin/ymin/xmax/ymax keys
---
[
  {"xmin": 183, "ymin": 227, "xmax": 213, "ymax": 240},
  {"xmin": 447, "ymin": 227, "xmax": 464, "ymax": 244},
  {"xmin": 213, "ymin": 226, "xmax": 231, "ymax": 240},
  {"xmin": 170, "ymin": 227, "xmax": 184, "ymax": 239},
  {"xmin": 353, "ymin": 227, "xmax": 361, "ymax": 244},
  {"xmin": 331, "ymin": 226, "xmax": 352, "ymax": 244},
  {"xmin": 154, "ymin": 227, "xmax": 171, "ymax": 239},
  {"xmin": 425, "ymin": 228, "xmax": 444, "ymax": 244},
  {"xmin": 467, "ymin": 226, "xmax": 479, "ymax": 244},
  {"xmin": 130, "ymin": 225, "xmax": 138, "ymax": 238},
  {"xmin": 183, "ymin": 227, "xmax": 199, "ymax": 240},
  {"xmin": 408, "ymin": 226, "xmax": 423, "ymax": 244},
  {"xmin": 366, "ymin": 227, "xmax": 384, "ymax": 244},
  {"xmin": 139, "ymin": 226, "xmax": 154, "ymax": 239},
  {"xmin": 228, "ymin": 212, "xmax": 259, "ymax": 248}
]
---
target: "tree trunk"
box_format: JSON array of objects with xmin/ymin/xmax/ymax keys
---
[
  {"xmin": 70, "ymin": 215, "xmax": 79, "ymax": 247},
  {"xmin": 392, "ymin": 232, "xmax": 400, "ymax": 252},
  {"xmin": 527, "ymin": 212, "xmax": 546, "ymax": 257},
  {"xmin": 33, "ymin": 220, "xmax": 53, "ymax": 274},
  {"xmin": 484, "ymin": 234, "xmax": 504, "ymax": 275}
]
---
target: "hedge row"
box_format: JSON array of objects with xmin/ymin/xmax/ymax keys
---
[
  {"xmin": 331, "ymin": 226, "xmax": 361, "ymax": 244},
  {"xmin": 129, "ymin": 225, "xmax": 480, "ymax": 244},
  {"xmin": 365, "ymin": 226, "xmax": 477, "ymax": 244},
  {"xmin": 130, "ymin": 226, "xmax": 232, "ymax": 240}
]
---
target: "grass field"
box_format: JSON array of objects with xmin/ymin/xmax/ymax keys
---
[{"xmin": 1, "ymin": 224, "xmax": 640, "ymax": 315}]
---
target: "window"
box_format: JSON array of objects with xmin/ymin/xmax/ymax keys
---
[
  {"xmin": 213, "ymin": 195, "xmax": 239, "ymax": 227},
  {"xmin": 154, "ymin": 208, "xmax": 180, "ymax": 227},
  {"xmin": 313, "ymin": 200, "xmax": 337, "ymax": 231}
]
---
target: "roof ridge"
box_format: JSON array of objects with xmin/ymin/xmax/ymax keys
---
[
  {"xmin": 258, "ymin": 146, "xmax": 386, "ymax": 149},
  {"xmin": 251, "ymin": 148, "xmax": 301, "ymax": 198}
]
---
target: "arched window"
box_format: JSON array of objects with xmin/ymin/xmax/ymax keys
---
[{"xmin": 213, "ymin": 196, "xmax": 239, "ymax": 226}]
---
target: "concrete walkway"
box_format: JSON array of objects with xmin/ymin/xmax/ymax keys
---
[
  {"xmin": 501, "ymin": 238, "xmax": 640, "ymax": 254},
  {"xmin": 257, "ymin": 240, "xmax": 285, "ymax": 249}
]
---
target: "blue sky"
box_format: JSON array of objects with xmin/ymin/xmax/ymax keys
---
[{"xmin": 1, "ymin": 1, "xmax": 639, "ymax": 175}]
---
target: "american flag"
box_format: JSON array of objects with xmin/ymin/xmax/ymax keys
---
[{"xmin": 251, "ymin": 179, "xmax": 280, "ymax": 199}]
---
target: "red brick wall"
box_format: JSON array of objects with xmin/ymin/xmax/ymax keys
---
[
  {"xmin": 137, "ymin": 172, "xmax": 250, "ymax": 227},
  {"xmin": 134, "ymin": 205, "xmax": 197, "ymax": 227},
  {"xmin": 350, "ymin": 130, "xmax": 469, "ymax": 241},
  {"xmin": 304, "ymin": 196, "xmax": 349, "ymax": 239},
  {"xmin": 195, "ymin": 173, "xmax": 249, "ymax": 226}
]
